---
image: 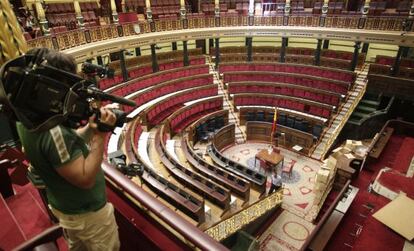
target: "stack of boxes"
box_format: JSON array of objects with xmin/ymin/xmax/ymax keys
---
[{"xmin": 313, "ymin": 156, "xmax": 337, "ymax": 208}]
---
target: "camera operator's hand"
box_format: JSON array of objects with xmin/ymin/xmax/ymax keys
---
[{"xmin": 89, "ymin": 104, "xmax": 117, "ymax": 135}]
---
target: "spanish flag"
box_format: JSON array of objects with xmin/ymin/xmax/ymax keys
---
[{"xmin": 271, "ymin": 107, "xmax": 277, "ymax": 135}]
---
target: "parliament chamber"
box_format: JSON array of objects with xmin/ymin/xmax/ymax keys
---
[{"xmin": 0, "ymin": 0, "xmax": 414, "ymax": 250}]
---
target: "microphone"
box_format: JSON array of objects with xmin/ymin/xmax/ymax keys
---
[{"xmin": 86, "ymin": 86, "xmax": 136, "ymax": 107}]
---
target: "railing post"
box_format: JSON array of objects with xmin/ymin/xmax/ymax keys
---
[
  {"xmin": 350, "ymin": 41, "xmax": 361, "ymax": 71},
  {"xmin": 150, "ymin": 44, "xmax": 159, "ymax": 72},
  {"xmin": 314, "ymin": 38, "xmax": 322, "ymax": 66}
]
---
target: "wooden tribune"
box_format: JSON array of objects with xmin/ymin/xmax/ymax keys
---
[{"xmin": 255, "ymin": 149, "xmax": 284, "ymax": 171}]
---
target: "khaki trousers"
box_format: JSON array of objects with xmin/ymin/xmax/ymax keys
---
[{"xmin": 51, "ymin": 203, "xmax": 120, "ymax": 251}]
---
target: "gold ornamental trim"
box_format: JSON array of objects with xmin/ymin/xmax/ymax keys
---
[{"xmin": 205, "ymin": 190, "xmax": 283, "ymax": 241}]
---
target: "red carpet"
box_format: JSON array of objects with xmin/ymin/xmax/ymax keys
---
[
  {"xmin": 0, "ymin": 195, "xmax": 26, "ymax": 251},
  {"xmin": 392, "ymin": 137, "xmax": 414, "ymax": 174},
  {"xmin": 5, "ymin": 189, "xmax": 52, "ymax": 240},
  {"xmin": 326, "ymin": 134, "xmax": 411, "ymax": 251},
  {"xmin": 378, "ymin": 171, "xmax": 414, "ymax": 199},
  {"xmin": 368, "ymin": 135, "xmax": 404, "ymax": 173},
  {"xmin": 353, "ymin": 212, "xmax": 405, "ymax": 251}
]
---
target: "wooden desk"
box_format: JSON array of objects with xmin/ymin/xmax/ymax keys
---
[
  {"xmin": 255, "ymin": 149, "xmax": 284, "ymax": 170},
  {"xmin": 369, "ymin": 127, "xmax": 394, "ymax": 159}
]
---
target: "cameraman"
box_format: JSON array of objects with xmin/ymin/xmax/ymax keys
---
[{"xmin": 15, "ymin": 48, "xmax": 120, "ymax": 250}]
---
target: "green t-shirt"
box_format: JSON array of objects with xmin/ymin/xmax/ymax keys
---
[{"xmin": 16, "ymin": 122, "xmax": 106, "ymax": 214}]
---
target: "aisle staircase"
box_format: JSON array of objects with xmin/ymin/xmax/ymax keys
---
[
  {"xmin": 206, "ymin": 57, "xmax": 246, "ymax": 144},
  {"xmin": 311, "ymin": 64, "xmax": 369, "ymax": 160},
  {"xmin": 347, "ymin": 94, "xmax": 381, "ymax": 125}
]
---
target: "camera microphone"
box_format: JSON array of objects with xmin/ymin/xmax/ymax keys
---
[{"xmin": 85, "ymin": 86, "xmax": 136, "ymax": 107}]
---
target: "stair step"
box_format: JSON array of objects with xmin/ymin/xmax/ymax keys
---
[
  {"xmin": 353, "ymin": 110, "xmax": 370, "ymax": 117},
  {"xmin": 360, "ymin": 99, "xmax": 380, "ymax": 107},
  {"xmin": 347, "ymin": 118, "xmax": 362, "ymax": 125},
  {"xmin": 356, "ymin": 105, "xmax": 376, "ymax": 113}
]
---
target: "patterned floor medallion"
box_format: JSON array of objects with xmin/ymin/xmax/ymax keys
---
[
  {"xmin": 223, "ymin": 143, "xmax": 322, "ymax": 250},
  {"xmin": 259, "ymin": 211, "xmax": 315, "ymax": 251},
  {"xmin": 223, "ymin": 142, "xmax": 322, "ymax": 221}
]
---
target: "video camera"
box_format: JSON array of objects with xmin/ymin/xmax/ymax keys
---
[{"xmin": 0, "ymin": 54, "xmax": 136, "ymax": 133}]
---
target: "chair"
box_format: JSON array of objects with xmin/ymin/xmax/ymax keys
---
[
  {"xmin": 258, "ymin": 158, "xmax": 271, "ymax": 172},
  {"xmin": 282, "ymin": 159, "xmax": 296, "ymax": 178}
]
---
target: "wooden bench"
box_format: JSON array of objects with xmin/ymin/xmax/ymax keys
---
[
  {"xmin": 123, "ymin": 122, "xmax": 205, "ymax": 223},
  {"xmin": 157, "ymin": 125, "xmax": 231, "ymax": 210},
  {"xmin": 368, "ymin": 127, "xmax": 394, "ymax": 159}
]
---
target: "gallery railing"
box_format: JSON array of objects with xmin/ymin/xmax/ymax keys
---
[{"xmin": 26, "ymin": 14, "xmax": 409, "ymax": 52}]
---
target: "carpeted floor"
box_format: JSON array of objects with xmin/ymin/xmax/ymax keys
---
[
  {"xmin": 223, "ymin": 143, "xmax": 323, "ymax": 222},
  {"xmin": 223, "ymin": 143, "xmax": 322, "ymax": 250},
  {"xmin": 258, "ymin": 210, "xmax": 315, "ymax": 251}
]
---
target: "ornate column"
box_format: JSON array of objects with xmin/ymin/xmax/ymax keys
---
[
  {"xmin": 283, "ymin": 0, "xmax": 291, "ymax": 25},
  {"xmin": 97, "ymin": 55, "xmax": 103, "ymax": 65},
  {"xmin": 361, "ymin": 43, "xmax": 369, "ymax": 53},
  {"xmin": 183, "ymin": 40, "xmax": 189, "ymax": 66},
  {"xmin": 320, "ymin": 0, "xmax": 329, "ymax": 26},
  {"xmin": 150, "ymin": 44, "xmax": 159, "ymax": 72},
  {"xmin": 0, "ymin": 0, "xmax": 27, "ymax": 64},
  {"xmin": 215, "ymin": 0, "xmax": 220, "ymax": 27},
  {"xmin": 246, "ymin": 37, "xmax": 253, "ymax": 61},
  {"xmin": 280, "ymin": 37, "xmax": 288, "ymax": 62},
  {"xmin": 402, "ymin": 47, "xmax": 410, "ymax": 57},
  {"xmin": 248, "ymin": 0, "xmax": 254, "ymax": 25},
  {"xmin": 350, "ymin": 41, "xmax": 361, "ymax": 71},
  {"xmin": 34, "ymin": 0, "xmax": 49, "ymax": 35},
  {"xmin": 121, "ymin": 0, "xmax": 127, "ymax": 12},
  {"xmin": 215, "ymin": 38, "xmax": 220, "ymax": 69},
  {"xmin": 391, "ymin": 46, "xmax": 404, "ymax": 76},
  {"xmin": 119, "ymin": 50, "xmax": 129, "ymax": 81},
  {"xmin": 358, "ymin": 0, "xmax": 370, "ymax": 28},
  {"xmin": 180, "ymin": 0, "xmax": 188, "ymax": 28},
  {"xmin": 146, "ymin": 0, "xmax": 155, "ymax": 31},
  {"xmin": 74, "ymin": 0, "xmax": 85, "ymax": 29},
  {"xmin": 314, "ymin": 39, "xmax": 322, "ymax": 66},
  {"xmin": 110, "ymin": 0, "xmax": 119, "ymax": 24},
  {"xmin": 402, "ymin": 1, "xmax": 414, "ymax": 32},
  {"xmin": 323, "ymin": 39, "xmax": 329, "ymax": 49}
]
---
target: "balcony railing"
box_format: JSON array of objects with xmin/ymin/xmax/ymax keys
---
[{"xmin": 26, "ymin": 14, "xmax": 409, "ymax": 52}]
